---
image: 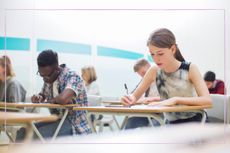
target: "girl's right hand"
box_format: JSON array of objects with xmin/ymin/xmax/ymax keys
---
[{"xmin": 121, "ymin": 94, "xmax": 136, "ymax": 106}]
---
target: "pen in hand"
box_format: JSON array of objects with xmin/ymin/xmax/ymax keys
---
[
  {"xmin": 122, "ymin": 84, "xmax": 136, "ymax": 107},
  {"xmin": 121, "ymin": 94, "xmax": 135, "ymax": 108},
  {"xmin": 124, "ymin": 83, "xmax": 129, "ymax": 95}
]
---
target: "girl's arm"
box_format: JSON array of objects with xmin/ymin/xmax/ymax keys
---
[
  {"xmin": 178, "ymin": 63, "xmax": 212, "ymax": 106},
  {"xmin": 137, "ymin": 96, "xmax": 161, "ymax": 104},
  {"xmin": 121, "ymin": 66, "xmax": 158, "ymax": 106}
]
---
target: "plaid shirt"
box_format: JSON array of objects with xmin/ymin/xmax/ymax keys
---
[{"xmin": 40, "ymin": 64, "xmax": 91, "ymax": 134}]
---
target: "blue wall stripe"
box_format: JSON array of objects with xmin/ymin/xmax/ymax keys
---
[
  {"xmin": 0, "ymin": 36, "xmax": 146, "ymax": 61},
  {"xmin": 0, "ymin": 38, "xmax": 3, "ymax": 50},
  {"xmin": 37, "ymin": 39, "xmax": 91, "ymax": 55},
  {"xmin": 0, "ymin": 37, "xmax": 30, "ymax": 51},
  {"xmin": 147, "ymin": 55, "xmax": 154, "ymax": 63},
  {"xmin": 97, "ymin": 46, "xmax": 144, "ymax": 60}
]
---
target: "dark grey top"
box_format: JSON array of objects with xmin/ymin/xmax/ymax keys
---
[{"xmin": 0, "ymin": 77, "xmax": 26, "ymax": 102}]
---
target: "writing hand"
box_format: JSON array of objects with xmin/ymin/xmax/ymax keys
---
[
  {"xmin": 121, "ymin": 94, "xmax": 136, "ymax": 107},
  {"xmin": 31, "ymin": 94, "xmax": 44, "ymax": 103}
]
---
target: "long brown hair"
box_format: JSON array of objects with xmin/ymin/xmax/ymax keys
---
[
  {"xmin": 0, "ymin": 55, "xmax": 15, "ymax": 77},
  {"xmin": 147, "ymin": 28, "xmax": 185, "ymax": 62}
]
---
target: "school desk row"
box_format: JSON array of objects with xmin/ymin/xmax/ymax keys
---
[{"xmin": 0, "ymin": 102, "xmax": 212, "ymax": 142}]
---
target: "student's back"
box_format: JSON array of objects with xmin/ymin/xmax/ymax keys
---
[{"xmin": 0, "ymin": 56, "xmax": 26, "ymax": 103}]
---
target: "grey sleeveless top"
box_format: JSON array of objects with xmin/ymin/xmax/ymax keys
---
[{"xmin": 156, "ymin": 61, "xmax": 199, "ymax": 121}]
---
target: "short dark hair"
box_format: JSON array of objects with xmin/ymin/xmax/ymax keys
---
[
  {"xmin": 37, "ymin": 49, "xmax": 58, "ymax": 67},
  {"xmin": 204, "ymin": 71, "xmax": 216, "ymax": 82}
]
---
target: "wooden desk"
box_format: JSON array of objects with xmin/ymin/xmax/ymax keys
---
[
  {"xmin": 102, "ymin": 101, "xmax": 122, "ymax": 106},
  {"xmin": 0, "ymin": 112, "xmax": 58, "ymax": 124},
  {"xmin": 0, "ymin": 102, "xmax": 76, "ymax": 109},
  {"xmin": 0, "ymin": 112, "xmax": 58, "ymax": 142},
  {"xmin": 74, "ymin": 105, "xmax": 212, "ymax": 133},
  {"xmin": 0, "ymin": 102, "xmax": 77, "ymax": 142},
  {"xmin": 102, "ymin": 101, "xmax": 143, "ymax": 106}
]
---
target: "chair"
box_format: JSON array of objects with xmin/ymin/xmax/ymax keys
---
[
  {"xmin": 87, "ymin": 95, "xmax": 102, "ymax": 106},
  {"xmin": 206, "ymin": 94, "xmax": 230, "ymax": 123},
  {"xmin": 93, "ymin": 116, "xmax": 114, "ymax": 132},
  {"xmin": 88, "ymin": 95, "xmax": 119, "ymax": 132}
]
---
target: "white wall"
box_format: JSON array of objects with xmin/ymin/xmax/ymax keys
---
[{"xmin": 0, "ymin": 0, "xmax": 229, "ymax": 98}]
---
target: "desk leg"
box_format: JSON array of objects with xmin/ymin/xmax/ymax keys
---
[
  {"xmin": 120, "ymin": 116, "xmax": 129, "ymax": 130},
  {"xmin": 30, "ymin": 107, "xmax": 37, "ymax": 113},
  {"xmin": 147, "ymin": 117, "xmax": 153, "ymax": 127},
  {"xmin": 1, "ymin": 125, "xmax": 15, "ymax": 143},
  {"xmin": 30, "ymin": 122, "xmax": 45, "ymax": 143},
  {"xmin": 24, "ymin": 123, "xmax": 35, "ymax": 143},
  {"xmin": 5, "ymin": 131, "xmax": 15, "ymax": 143},
  {"xmin": 200, "ymin": 111, "xmax": 206, "ymax": 124},
  {"xmin": 120, "ymin": 114, "xmax": 164, "ymax": 129},
  {"xmin": 87, "ymin": 112, "xmax": 97, "ymax": 133},
  {"xmin": 150, "ymin": 114, "xmax": 165, "ymax": 126},
  {"xmin": 191, "ymin": 110, "xmax": 206, "ymax": 124},
  {"xmin": 51, "ymin": 109, "xmax": 69, "ymax": 141},
  {"xmin": 112, "ymin": 115, "xmax": 120, "ymax": 130}
]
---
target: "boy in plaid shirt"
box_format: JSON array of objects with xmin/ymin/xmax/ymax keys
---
[{"xmin": 17, "ymin": 50, "xmax": 91, "ymax": 141}]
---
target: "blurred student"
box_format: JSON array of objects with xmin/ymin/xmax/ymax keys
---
[
  {"xmin": 133, "ymin": 58, "xmax": 159, "ymax": 103},
  {"xmin": 16, "ymin": 50, "xmax": 91, "ymax": 141},
  {"xmin": 122, "ymin": 28, "xmax": 211, "ymax": 124},
  {"xmin": 81, "ymin": 65, "xmax": 102, "ymax": 121},
  {"xmin": 0, "ymin": 55, "xmax": 26, "ymax": 102},
  {"xmin": 0, "ymin": 55, "xmax": 27, "ymax": 141},
  {"xmin": 204, "ymin": 71, "xmax": 225, "ymax": 95},
  {"xmin": 81, "ymin": 65, "xmax": 100, "ymax": 96},
  {"xmin": 125, "ymin": 58, "xmax": 160, "ymax": 129}
]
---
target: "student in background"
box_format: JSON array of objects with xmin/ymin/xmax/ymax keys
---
[
  {"xmin": 81, "ymin": 65, "xmax": 100, "ymax": 96},
  {"xmin": 81, "ymin": 65, "xmax": 102, "ymax": 121},
  {"xmin": 122, "ymin": 28, "xmax": 212, "ymax": 124},
  {"xmin": 133, "ymin": 58, "xmax": 159, "ymax": 103},
  {"xmin": 125, "ymin": 58, "xmax": 160, "ymax": 129},
  {"xmin": 16, "ymin": 50, "xmax": 91, "ymax": 141},
  {"xmin": 0, "ymin": 55, "xmax": 27, "ymax": 141},
  {"xmin": 0, "ymin": 55, "xmax": 26, "ymax": 102},
  {"xmin": 204, "ymin": 71, "xmax": 225, "ymax": 95}
]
